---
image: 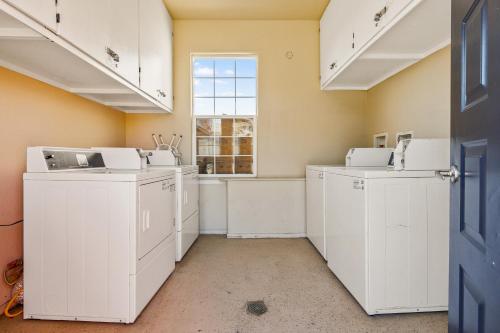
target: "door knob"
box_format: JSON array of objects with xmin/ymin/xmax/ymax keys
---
[{"xmin": 439, "ymin": 165, "xmax": 461, "ymax": 183}]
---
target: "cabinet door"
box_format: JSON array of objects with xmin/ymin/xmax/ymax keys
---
[
  {"xmin": 57, "ymin": 0, "xmax": 109, "ymax": 64},
  {"xmin": 138, "ymin": 180, "xmax": 175, "ymax": 260},
  {"xmin": 6, "ymin": 0, "xmax": 57, "ymax": 31},
  {"xmin": 382, "ymin": 0, "xmax": 414, "ymax": 28},
  {"xmin": 139, "ymin": 0, "xmax": 173, "ymax": 109},
  {"xmin": 320, "ymin": 0, "xmax": 354, "ymax": 86},
  {"xmin": 352, "ymin": 0, "xmax": 387, "ymax": 52},
  {"xmin": 107, "ymin": 0, "xmax": 139, "ymax": 85},
  {"xmin": 158, "ymin": 7, "xmax": 173, "ymax": 109}
]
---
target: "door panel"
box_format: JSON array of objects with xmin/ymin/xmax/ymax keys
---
[
  {"xmin": 450, "ymin": 0, "xmax": 500, "ymax": 331},
  {"xmin": 57, "ymin": 0, "xmax": 108, "ymax": 64},
  {"xmin": 139, "ymin": 0, "xmax": 173, "ymax": 108},
  {"xmin": 182, "ymin": 172, "xmax": 199, "ymax": 222},
  {"xmin": 326, "ymin": 173, "xmax": 366, "ymax": 306},
  {"xmin": 107, "ymin": 0, "xmax": 139, "ymax": 85},
  {"xmin": 6, "ymin": 0, "xmax": 57, "ymax": 31},
  {"xmin": 352, "ymin": 0, "xmax": 387, "ymax": 52},
  {"xmin": 138, "ymin": 180, "xmax": 175, "ymax": 260},
  {"xmin": 320, "ymin": 0, "xmax": 353, "ymax": 85}
]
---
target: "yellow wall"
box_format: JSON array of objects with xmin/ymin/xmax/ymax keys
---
[
  {"xmin": 126, "ymin": 20, "xmax": 368, "ymax": 177},
  {"xmin": 365, "ymin": 46, "xmax": 451, "ymax": 147},
  {"xmin": 0, "ymin": 67, "xmax": 125, "ymax": 307}
]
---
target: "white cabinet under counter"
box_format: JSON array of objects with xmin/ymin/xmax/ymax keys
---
[
  {"xmin": 320, "ymin": 0, "xmax": 450, "ymax": 90},
  {"xmin": 0, "ymin": 0, "xmax": 173, "ymax": 113}
]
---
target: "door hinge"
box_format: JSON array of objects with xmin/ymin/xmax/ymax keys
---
[
  {"xmin": 56, "ymin": 13, "xmax": 60, "ymax": 23},
  {"xmin": 55, "ymin": 0, "xmax": 58, "ymax": 5}
]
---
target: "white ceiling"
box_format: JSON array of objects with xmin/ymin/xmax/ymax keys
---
[{"xmin": 163, "ymin": 0, "xmax": 330, "ymax": 20}]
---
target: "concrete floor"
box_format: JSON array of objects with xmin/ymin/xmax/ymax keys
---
[{"xmin": 0, "ymin": 236, "xmax": 447, "ymax": 333}]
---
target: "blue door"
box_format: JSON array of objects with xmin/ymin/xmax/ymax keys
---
[{"xmin": 449, "ymin": 0, "xmax": 500, "ymax": 332}]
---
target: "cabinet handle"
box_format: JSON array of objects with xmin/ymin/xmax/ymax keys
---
[
  {"xmin": 157, "ymin": 89, "xmax": 166, "ymax": 98},
  {"xmin": 329, "ymin": 62, "xmax": 337, "ymax": 70},
  {"xmin": 105, "ymin": 47, "xmax": 120, "ymax": 63},
  {"xmin": 374, "ymin": 6, "xmax": 387, "ymax": 23}
]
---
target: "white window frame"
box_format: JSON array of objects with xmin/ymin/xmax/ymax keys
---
[{"xmin": 190, "ymin": 53, "xmax": 258, "ymax": 178}]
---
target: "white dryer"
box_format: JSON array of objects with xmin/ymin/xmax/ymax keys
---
[
  {"xmin": 23, "ymin": 147, "xmax": 177, "ymax": 323},
  {"xmin": 150, "ymin": 165, "xmax": 200, "ymax": 261}
]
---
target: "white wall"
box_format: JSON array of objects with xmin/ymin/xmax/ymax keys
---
[{"xmin": 226, "ymin": 179, "xmax": 306, "ymax": 238}]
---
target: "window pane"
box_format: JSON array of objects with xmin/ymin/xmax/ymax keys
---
[
  {"xmin": 215, "ymin": 98, "xmax": 236, "ymax": 115},
  {"xmin": 197, "ymin": 156, "xmax": 214, "ymax": 175},
  {"xmin": 235, "ymin": 156, "xmax": 253, "ymax": 174},
  {"xmin": 212, "ymin": 118, "xmax": 233, "ymax": 136},
  {"xmin": 236, "ymin": 79, "xmax": 256, "ymax": 97},
  {"xmin": 236, "ymin": 98, "xmax": 256, "ymax": 115},
  {"xmin": 196, "ymin": 119, "xmax": 214, "ymax": 136},
  {"xmin": 234, "ymin": 118, "xmax": 253, "ymax": 136},
  {"xmin": 215, "ymin": 60, "xmax": 235, "ymax": 77},
  {"xmin": 215, "ymin": 78, "xmax": 235, "ymax": 97},
  {"xmin": 234, "ymin": 137, "xmax": 253, "ymax": 155},
  {"xmin": 197, "ymin": 137, "xmax": 214, "ymax": 155},
  {"xmin": 236, "ymin": 59, "xmax": 257, "ymax": 77},
  {"xmin": 194, "ymin": 98, "xmax": 214, "ymax": 115},
  {"xmin": 215, "ymin": 157, "xmax": 234, "ymax": 174},
  {"xmin": 193, "ymin": 59, "xmax": 214, "ymax": 77},
  {"xmin": 193, "ymin": 78, "xmax": 214, "ymax": 97},
  {"xmin": 214, "ymin": 137, "xmax": 233, "ymax": 155}
]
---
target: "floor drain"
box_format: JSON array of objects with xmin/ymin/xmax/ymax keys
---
[{"xmin": 246, "ymin": 300, "xmax": 267, "ymax": 316}]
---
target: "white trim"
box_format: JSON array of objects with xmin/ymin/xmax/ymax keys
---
[
  {"xmin": 227, "ymin": 233, "xmax": 306, "ymax": 239},
  {"xmin": 200, "ymin": 230, "xmax": 227, "ymax": 235}
]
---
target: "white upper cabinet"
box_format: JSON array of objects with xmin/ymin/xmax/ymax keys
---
[
  {"xmin": 57, "ymin": 0, "xmax": 109, "ymax": 64},
  {"xmin": 139, "ymin": 0, "xmax": 173, "ymax": 110},
  {"xmin": 107, "ymin": 0, "xmax": 139, "ymax": 86},
  {"xmin": 5, "ymin": 0, "xmax": 57, "ymax": 31},
  {"xmin": 57, "ymin": 0, "xmax": 139, "ymax": 85},
  {"xmin": 352, "ymin": 0, "xmax": 387, "ymax": 52},
  {"xmin": 320, "ymin": 0, "xmax": 451, "ymax": 90},
  {"xmin": 320, "ymin": 0, "xmax": 353, "ymax": 87}
]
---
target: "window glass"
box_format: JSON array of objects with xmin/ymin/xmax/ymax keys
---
[{"xmin": 193, "ymin": 56, "xmax": 257, "ymax": 176}]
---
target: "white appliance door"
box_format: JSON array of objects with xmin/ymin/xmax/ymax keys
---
[
  {"xmin": 182, "ymin": 171, "xmax": 199, "ymax": 221},
  {"xmin": 138, "ymin": 179, "xmax": 175, "ymax": 260},
  {"xmin": 306, "ymin": 168, "xmax": 326, "ymax": 259},
  {"xmin": 326, "ymin": 173, "xmax": 367, "ymax": 307}
]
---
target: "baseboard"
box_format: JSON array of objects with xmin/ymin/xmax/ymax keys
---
[
  {"xmin": 200, "ymin": 229, "xmax": 227, "ymax": 235},
  {"xmin": 226, "ymin": 233, "xmax": 306, "ymax": 239}
]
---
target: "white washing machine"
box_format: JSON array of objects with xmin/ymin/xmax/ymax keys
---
[
  {"xmin": 23, "ymin": 147, "xmax": 177, "ymax": 323},
  {"xmin": 325, "ymin": 167, "xmax": 449, "ymax": 315}
]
